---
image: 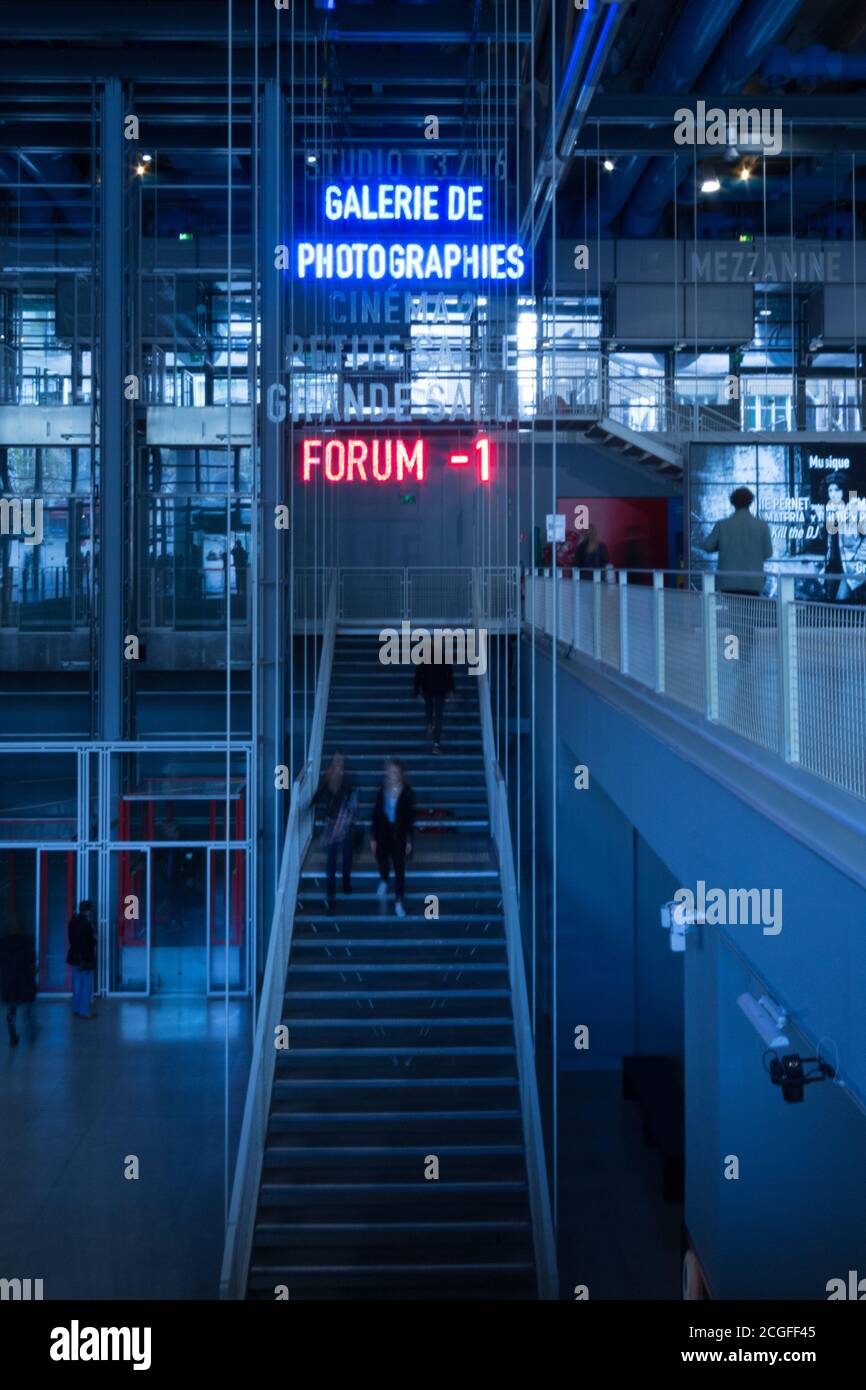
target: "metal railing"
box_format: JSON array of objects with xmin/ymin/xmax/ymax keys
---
[
  {"xmin": 293, "ymin": 566, "xmax": 518, "ymax": 626},
  {"xmin": 474, "ymin": 576, "xmax": 558, "ymax": 1299},
  {"xmin": 278, "ymin": 359, "xmax": 866, "ymax": 437},
  {"xmin": 0, "ymin": 565, "xmax": 92, "ymax": 629},
  {"xmin": 139, "ymin": 564, "xmax": 251, "ymax": 629},
  {"xmin": 219, "ymin": 573, "xmax": 336, "ymax": 1300},
  {"xmin": 526, "ymin": 568, "xmax": 866, "ymax": 803}
]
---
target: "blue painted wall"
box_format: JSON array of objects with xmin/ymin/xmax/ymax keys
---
[{"xmin": 520, "ymin": 638, "xmax": 866, "ymax": 1297}]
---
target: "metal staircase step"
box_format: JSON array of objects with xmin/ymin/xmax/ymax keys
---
[
  {"xmin": 246, "ymin": 1260, "xmax": 537, "ymax": 1300},
  {"xmin": 247, "ymin": 632, "xmax": 538, "ymax": 1301},
  {"xmin": 261, "ymin": 1143, "xmax": 527, "ymax": 1181}
]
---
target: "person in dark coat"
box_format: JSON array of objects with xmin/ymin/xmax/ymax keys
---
[
  {"xmin": 414, "ymin": 661, "xmax": 455, "ymax": 754},
  {"xmin": 0, "ymin": 915, "xmax": 37, "ymax": 1046},
  {"xmin": 313, "ymin": 751, "xmax": 359, "ymax": 911},
  {"xmin": 67, "ymin": 899, "xmax": 97, "ymax": 1019},
  {"xmin": 574, "ymin": 523, "xmax": 611, "ymax": 577},
  {"xmin": 370, "ymin": 758, "xmax": 415, "ymax": 918}
]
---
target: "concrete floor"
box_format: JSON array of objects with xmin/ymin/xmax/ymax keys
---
[{"xmin": 0, "ymin": 996, "xmax": 251, "ymax": 1300}]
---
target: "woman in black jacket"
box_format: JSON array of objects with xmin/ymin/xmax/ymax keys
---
[
  {"xmin": 313, "ymin": 751, "xmax": 359, "ymax": 911},
  {"xmin": 0, "ymin": 915, "xmax": 37, "ymax": 1046},
  {"xmin": 370, "ymin": 757, "xmax": 415, "ymax": 918}
]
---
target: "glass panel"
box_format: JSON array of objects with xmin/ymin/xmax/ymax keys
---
[
  {"xmin": 150, "ymin": 846, "xmax": 206, "ymax": 995},
  {"xmin": 38, "ymin": 850, "xmax": 76, "ymax": 993},
  {"xmin": 208, "ymin": 849, "xmax": 247, "ymax": 992},
  {"xmin": 0, "ymin": 846, "xmax": 37, "ymax": 961},
  {"xmin": 108, "ymin": 849, "xmax": 148, "ymax": 995}
]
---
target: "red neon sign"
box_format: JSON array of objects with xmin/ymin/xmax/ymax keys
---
[{"xmin": 301, "ymin": 436, "xmax": 493, "ymax": 483}]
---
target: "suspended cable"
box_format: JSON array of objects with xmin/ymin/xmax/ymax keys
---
[{"xmin": 550, "ymin": 0, "xmax": 559, "ymax": 1236}]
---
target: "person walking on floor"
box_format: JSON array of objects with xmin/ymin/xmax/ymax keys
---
[
  {"xmin": 0, "ymin": 914, "xmax": 37, "ymax": 1047},
  {"xmin": 370, "ymin": 757, "xmax": 415, "ymax": 918},
  {"xmin": 67, "ymin": 899, "xmax": 97, "ymax": 1019},
  {"xmin": 314, "ymin": 751, "xmax": 358, "ymax": 912},
  {"xmin": 414, "ymin": 660, "xmax": 455, "ymax": 755},
  {"xmin": 700, "ymin": 486, "xmax": 773, "ymax": 594}
]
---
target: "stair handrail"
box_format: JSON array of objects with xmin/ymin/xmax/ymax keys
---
[
  {"xmin": 220, "ymin": 571, "xmax": 337, "ymax": 1299},
  {"xmin": 473, "ymin": 580, "xmax": 558, "ymax": 1299}
]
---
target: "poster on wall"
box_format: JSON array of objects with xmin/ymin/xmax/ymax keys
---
[
  {"xmin": 689, "ymin": 443, "xmax": 866, "ymax": 601},
  {"xmin": 549, "ymin": 496, "xmax": 672, "ymax": 574}
]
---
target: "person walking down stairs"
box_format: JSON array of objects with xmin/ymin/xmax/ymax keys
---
[
  {"xmin": 370, "ymin": 757, "xmax": 415, "ymax": 918},
  {"xmin": 313, "ymin": 752, "xmax": 359, "ymax": 914},
  {"xmin": 414, "ymin": 660, "xmax": 455, "ymax": 754}
]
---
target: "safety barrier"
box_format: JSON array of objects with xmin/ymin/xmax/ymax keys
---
[
  {"xmin": 474, "ymin": 576, "xmax": 558, "ymax": 1299},
  {"xmin": 527, "ymin": 568, "xmax": 866, "ymax": 803},
  {"xmin": 219, "ymin": 573, "xmax": 336, "ymax": 1299}
]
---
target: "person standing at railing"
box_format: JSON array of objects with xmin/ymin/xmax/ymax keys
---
[
  {"xmin": 699, "ymin": 487, "xmax": 772, "ymax": 594},
  {"xmin": 574, "ymin": 524, "xmax": 613, "ymax": 580},
  {"xmin": 314, "ymin": 752, "xmax": 358, "ymax": 913},
  {"xmin": 370, "ymin": 758, "xmax": 415, "ymax": 919}
]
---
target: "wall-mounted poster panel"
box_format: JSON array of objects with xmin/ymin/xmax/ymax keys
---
[
  {"xmin": 689, "ymin": 442, "xmax": 866, "ymax": 601},
  {"xmin": 551, "ymin": 496, "xmax": 672, "ymax": 573}
]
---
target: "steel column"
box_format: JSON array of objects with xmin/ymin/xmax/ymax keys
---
[
  {"xmin": 98, "ymin": 78, "xmax": 125, "ymax": 742},
  {"xmin": 258, "ymin": 77, "xmax": 284, "ymax": 962}
]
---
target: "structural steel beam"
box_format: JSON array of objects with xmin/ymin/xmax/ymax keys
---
[{"xmin": 98, "ymin": 77, "xmax": 125, "ymax": 742}]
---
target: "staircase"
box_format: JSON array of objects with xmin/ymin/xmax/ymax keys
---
[{"xmin": 246, "ymin": 633, "xmax": 540, "ymax": 1299}]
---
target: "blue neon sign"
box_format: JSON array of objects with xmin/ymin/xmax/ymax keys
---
[
  {"xmin": 292, "ymin": 180, "xmax": 526, "ymax": 282},
  {"xmin": 323, "ymin": 183, "xmax": 485, "ymax": 223}
]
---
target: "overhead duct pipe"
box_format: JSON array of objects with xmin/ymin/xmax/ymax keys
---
[
  {"xmin": 622, "ymin": 0, "xmax": 805, "ymax": 237},
  {"xmin": 584, "ymin": 0, "xmax": 746, "ymax": 232},
  {"xmin": 520, "ymin": 0, "xmax": 625, "ymax": 248},
  {"xmin": 763, "ymin": 43, "xmax": 866, "ymax": 86}
]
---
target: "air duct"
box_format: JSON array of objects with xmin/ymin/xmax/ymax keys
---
[
  {"xmin": 585, "ymin": 0, "xmax": 745, "ymax": 231},
  {"xmin": 763, "ymin": 43, "xmax": 866, "ymax": 86},
  {"xmin": 622, "ymin": 0, "xmax": 805, "ymax": 237}
]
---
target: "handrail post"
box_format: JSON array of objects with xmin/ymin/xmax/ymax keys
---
[
  {"xmin": 619, "ymin": 569, "xmax": 629, "ymax": 674},
  {"xmin": 653, "ymin": 570, "xmax": 665, "ymax": 693},
  {"xmin": 572, "ymin": 570, "xmax": 580, "ymax": 648},
  {"xmin": 778, "ymin": 576, "xmax": 800, "ymax": 765},
  {"xmin": 544, "ymin": 567, "xmax": 553, "ymax": 636},
  {"xmin": 592, "ymin": 569, "xmax": 602, "ymax": 660},
  {"xmin": 475, "ymin": 661, "xmax": 558, "ymax": 1300},
  {"xmin": 702, "ymin": 572, "xmax": 719, "ymax": 722},
  {"xmin": 220, "ymin": 569, "xmax": 337, "ymax": 1300}
]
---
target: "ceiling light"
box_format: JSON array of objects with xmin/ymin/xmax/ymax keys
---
[
  {"xmin": 141, "ymin": 153, "xmax": 153, "ymax": 164},
  {"xmin": 759, "ymin": 307, "xmax": 772, "ymax": 317},
  {"xmin": 739, "ymin": 165, "xmax": 751, "ymax": 181},
  {"xmin": 701, "ymin": 176, "xmax": 721, "ymax": 194},
  {"xmin": 603, "ymin": 158, "xmax": 615, "ymax": 172},
  {"xmin": 135, "ymin": 163, "xmax": 148, "ymax": 177},
  {"xmin": 306, "ymin": 153, "xmax": 318, "ymax": 165}
]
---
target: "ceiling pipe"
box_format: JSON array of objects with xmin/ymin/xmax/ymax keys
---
[
  {"xmin": 763, "ymin": 44, "xmax": 866, "ymax": 86},
  {"xmin": 622, "ymin": 0, "xmax": 805, "ymax": 237},
  {"xmin": 520, "ymin": 0, "xmax": 625, "ymax": 249},
  {"xmin": 584, "ymin": 0, "xmax": 746, "ymax": 232}
]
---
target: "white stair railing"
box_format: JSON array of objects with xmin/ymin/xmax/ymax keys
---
[
  {"xmin": 219, "ymin": 573, "xmax": 337, "ymax": 1299},
  {"xmin": 473, "ymin": 578, "xmax": 558, "ymax": 1299}
]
